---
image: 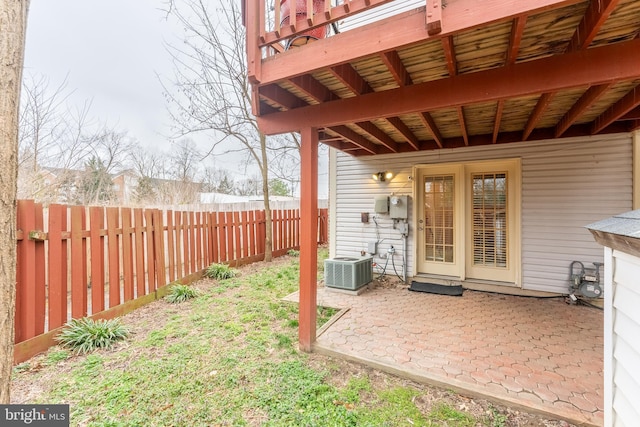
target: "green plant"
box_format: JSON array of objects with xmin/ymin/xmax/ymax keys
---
[
  {"xmin": 56, "ymin": 317, "xmax": 129, "ymax": 354},
  {"xmin": 46, "ymin": 350, "xmax": 70, "ymax": 365},
  {"xmin": 205, "ymin": 263, "xmax": 237, "ymax": 280},
  {"xmin": 429, "ymin": 403, "xmax": 475, "ymax": 426},
  {"xmin": 165, "ymin": 284, "xmax": 199, "ymax": 303},
  {"xmin": 287, "ymin": 249, "xmax": 300, "ymax": 257}
]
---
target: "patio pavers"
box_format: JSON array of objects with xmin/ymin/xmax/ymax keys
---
[{"xmin": 286, "ymin": 283, "xmax": 604, "ymax": 426}]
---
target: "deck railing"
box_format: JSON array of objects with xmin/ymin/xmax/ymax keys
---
[{"xmin": 14, "ymin": 200, "xmax": 328, "ymax": 363}]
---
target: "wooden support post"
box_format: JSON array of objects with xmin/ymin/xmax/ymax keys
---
[
  {"xmin": 299, "ymin": 127, "xmax": 319, "ymax": 352},
  {"xmin": 426, "ymin": 0, "xmax": 442, "ymax": 35}
]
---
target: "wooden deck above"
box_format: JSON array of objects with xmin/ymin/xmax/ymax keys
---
[{"xmin": 245, "ymin": 0, "xmax": 640, "ymax": 156}]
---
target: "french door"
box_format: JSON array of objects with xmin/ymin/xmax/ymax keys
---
[{"xmin": 416, "ymin": 160, "xmax": 520, "ymax": 284}]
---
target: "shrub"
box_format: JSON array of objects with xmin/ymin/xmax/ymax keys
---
[
  {"xmin": 205, "ymin": 263, "xmax": 237, "ymax": 280},
  {"xmin": 56, "ymin": 318, "xmax": 129, "ymax": 354},
  {"xmin": 166, "ymin": 284, "xmax": 199, "ymax": 303}
]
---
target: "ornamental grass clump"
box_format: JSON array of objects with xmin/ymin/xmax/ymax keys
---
[
  {"xmin": 56, "ymin": 317, "xmax": 129, "ymax": 354},
  {"xmin": 165, "ymin": 284, "xmax": 199, "ymax": 303},
  {"xmin": 204, "ymin": 263, "xmax": 237, "ymax": 280}
]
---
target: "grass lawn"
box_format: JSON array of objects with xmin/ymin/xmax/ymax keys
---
[{"xmin": 11, "ymin": 248, "xmax": 570, "ymax": 426}]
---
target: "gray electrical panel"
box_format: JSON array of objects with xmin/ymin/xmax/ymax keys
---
[
  {"xmin": 374, "ymin": 196, "xmax": 388, "ymax": 214},
  {"xmin": 389, "ymin": 195, "xmax": 409, "ymax": 219}
]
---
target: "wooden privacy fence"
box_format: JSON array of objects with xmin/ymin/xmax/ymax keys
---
[{"xmin": 14, "ymin": 200, "xmax": 328, "ymax": 362}]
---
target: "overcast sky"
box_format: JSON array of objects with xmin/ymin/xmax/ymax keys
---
[{"xmin": 23, "ymin": 0, "xmax": 329, "ymax": 196}]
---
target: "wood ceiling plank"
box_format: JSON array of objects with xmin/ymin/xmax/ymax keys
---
[
  {"xmin": 555, "ymin": 83, "xmax": 611, "ymax": 137},
  {"xmin": 257, "ymin": 39, "xmax": 640, "ymax": 134},
  {"xmin": 592, "ymin": 86, "xmax": 640, "ymax": 134},
  {"xmin": 457, "ymin": 106, "xmax": 468, "ymax": 145}
]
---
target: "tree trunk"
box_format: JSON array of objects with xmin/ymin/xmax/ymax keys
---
[
  {"xmin": 260, "ymin": 132, "xmax": 273, "ymax": 262},
  {"xmin": 0, "ymin": 0, "xmax": 29, "ymax": 404}
]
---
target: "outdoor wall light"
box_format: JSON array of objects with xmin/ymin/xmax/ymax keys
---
[{"xmin": 372, "ymin": 171, "xmax": 393, "ymax": 182}]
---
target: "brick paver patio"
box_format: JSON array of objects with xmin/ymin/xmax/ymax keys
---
[{"xmin": 286, "ymin": 283, "xmax": 604, "ymax": 426}]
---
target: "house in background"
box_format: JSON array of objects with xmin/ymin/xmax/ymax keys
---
[{"xmin": 243, "ymin": 0, "xmax": 640, "ymax": 349}]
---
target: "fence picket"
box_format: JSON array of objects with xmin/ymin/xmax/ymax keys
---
[
  {"xmin": 89, "ymin": 206, "xmax": 105, "ymax": 314},
  {"xmin": 122, "ymin": 208, "xmax": 134, "ymax": 302},
  {"xmin": 48, "ymin": 204, "xmax": 67, "ymax": 329},
  {"xmin": 106, "ymin": 207, "xmax": 121, "ymax": 308},
  {"xmin": 134, "ymin": 208, "xmax": 146, "ymax": 297}
]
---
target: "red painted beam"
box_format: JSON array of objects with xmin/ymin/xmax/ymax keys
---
[
  {"xmin": 386, "ymin": 116, "xmax": 420, "ymax": 150},
  {"xmin": 620, "ymin": 106, "xmax": 640, "ymax": 121},
  {"xmin": 330, "ymin": 63, "xmax": 373, "ymax": 95},
  {"xmin": 354, "ymin": 121, "xmax": 398, "ymax": 152},
  {"xmin": 567, "ymin": 0, "xmax": 619, "ymax": 52},
  {"xmin": 507, "ymin": 15, "xmax": 527, "ymax": 64},
  {"xmin": 260, "ymin": 85, "xmax": 309, "ymax": 110},
  {"xmin": 298, "ymin": 127, "xmax": 318, "ymax": 352},
  {"xmin": 258, "ymin": 0, "xmax": 583, "ymax": 84},
  {"xmin": 418, "ymin": 112, "xmax": 444, "ymax": 148},
  {"xmin": 441, "ymin": 36, "xmax": 457, "ymax": 76},
  {"xmin": 523, "ymin": 92, "xmax": 555, "ymax": 140},
  {"xmin": 328, "ymin": 125, "xmax": 382, "ymax": 154},
  {"xmin": 380, "ymin": 50, "xmax": 412, "ymax": 86},
  {"xmin": 592, "ymin": 86, "xmax": 640, "ymax": 134},
  {"xmin": 555, "ymin": 83, "xmax": 611, "ymax": 137},
  {"xmin": 257, "ymin": 39, "xmax": 640, "ymax": 134},
  {"xmin": 492, "ymin": 100, "xmax": 504, "ymax": 143},
  {"xmin": 289, "ymin": 75, "xmax": 340, "ymax": 103}
]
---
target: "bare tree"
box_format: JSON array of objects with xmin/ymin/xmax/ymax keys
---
[
  {"xmin": 0, "ymin": 0, "xmax": 29, "ymax": 404},
  {"xmin": 163, "ymin": 0, "xmax": 293, "ymax": 261}
]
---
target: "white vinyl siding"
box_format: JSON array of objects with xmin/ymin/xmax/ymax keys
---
[
  {"xmin": 606, "ymin": 249, "xmax": 640, "ymax": 426},
  {"xmin": 330, "ymin": 133, "xmax": 633, "ymax": 293},
  {"xmin": 338, "ymin": 0, "xmax": 424, "ymax": 32}
]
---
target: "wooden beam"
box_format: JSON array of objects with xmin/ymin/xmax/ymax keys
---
[
  {"xmin": 457, "ymin": 106, "xmax": 468, "ymax": 145},
  {"xmin": 259, "ymin": 0, "xmax": 583, "ymax": 84},
  {"xmin": 567, "ymin": 0, "xmax": 619, "ymax": 52},
  {"xmin": 328, "ymin": 125, "xmax": 381, "ymax": 154},
  {"xmin": 507, "ymin": 15, "xmax": 527, "ymax": 64},
  {"xmin": 245, "ymin": 0, "xmax": 262, "ymax": 85},
  {"xmin": 354, "ymin": 121, "xmax": 399, "ymax": 152},
  {"xmin": 620, "ymin": 106, "xmax": 640, "ymax": 121},
  {"xmin": 288, "ymin": 75, "xmax": 340, "ymax": 103},
  {"xmin": 257, "ymin": 39, "xmax": 640, "ymax": 134},
  {"xmin": 386, "ymin": 117, "xmax": 420, "ymax": 150},
  {"xmin": 592, "ymin": 86, "xmax": 640, "ymax": 134},
  {"xmin": 555, "ymin": 83, "xmax": 611, "ymax": 137},
  {"xmin": 299, "ymin": 127, "xmax": 318, "ymax": 352},
  {"xmin": 380, "ymin": 50, "xmax": 412, "ymax": 86},
  {"xmin": 493, "ymin": 101, "xmax": 504, "ymax": 143},
  {"xmin": 426, "ymin": 0, "xmax": 442, "ymax": 36},
  {"xmin": 418, "ymin": 112, "xmax": 444, "ymax": 148},
  {"xmin": 523, "ymin": 92, "xmax": 555, "ymax": 140},
  {"xmin": 441, "ymin": 36, "xmax": 457, "ymax": 76},
  {"xmin": 330, "ymin": 63, "xmax": 373, "ymax": 95},
  {"xmin": 259, "ymin": 85, "xmax": 308, "ymax": 110}
]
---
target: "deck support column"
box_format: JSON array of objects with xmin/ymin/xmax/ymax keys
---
[{"xmin": 299, "ymin": 127, "xmax": 318, "ymax": 352}]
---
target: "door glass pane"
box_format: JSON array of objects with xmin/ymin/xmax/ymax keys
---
[
  {"xmin": 424, "ymin": 175, "xmax": 454, "ymax": 263},
  {"xmin": 472, "ymin": 173, "xmax": 507, "ymax": 268}
]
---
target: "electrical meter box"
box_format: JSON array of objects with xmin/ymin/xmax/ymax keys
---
[
  {"xmin": 374, "ymin": 196, "xmax": 389, "ymax": 214},
  {"xmin": 389, "ymin": 195, "xmax": 409, "ymax": 219}
]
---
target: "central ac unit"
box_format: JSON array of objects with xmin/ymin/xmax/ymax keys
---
[{"xmin": 325, "ymin": 257, "xmax": 373, "ymax": 291}]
